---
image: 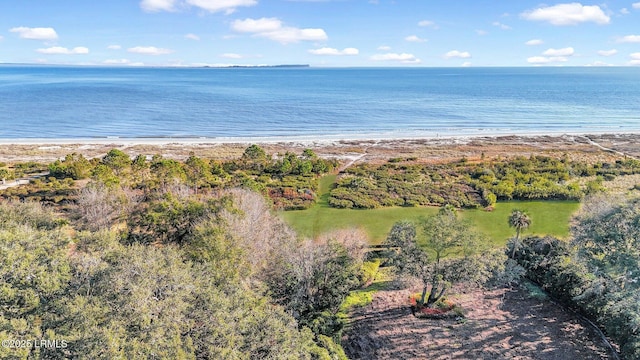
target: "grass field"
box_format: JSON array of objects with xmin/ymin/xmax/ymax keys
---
[{"xmin": 280, "ymin": 175, "xmax": 580, "ymax": 245}]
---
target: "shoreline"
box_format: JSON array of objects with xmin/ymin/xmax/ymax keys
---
[
  {"xmin": 0, "ymin": 129, "xmax": 638, "ymax": 146},
  {"xmin": 1, "ymin": 132, "xmax": 639, "ymax": 164}
]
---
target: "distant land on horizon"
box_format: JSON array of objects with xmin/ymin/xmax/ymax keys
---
[{"xmin": 0, "ymin": 62, "xmax": 310, "ymax": 69}]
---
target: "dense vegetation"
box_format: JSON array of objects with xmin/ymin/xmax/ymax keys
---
[
  {"xmin": 2, "ymin": 147, "xmax": 639, "ymax": 359},
  {"xmin": 0, "ymin": 188, "xmax": 370, "ymax": 359},
  {"xmin": 512, "ymin": 195, "xmax": 640, "ymax": 359},
  {"xmin": 0, "ymin": 161, "xmax": 47, "ymax": 181},
  {"xmin": 2, "ymin": 146, "xmax": 337, "ymax": 210},
  {"xmin": 328, "ymin": 155, "xmax": 640, "ymax": 209}
]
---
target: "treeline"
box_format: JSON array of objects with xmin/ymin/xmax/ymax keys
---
[
  {"xmin": 1, "ymin": 145, "xmax": 337, "ymax": 210},
  {"xmin": 511, "ymin": 195, "xmax": 640, "ymax": 359},
  {"xmin": 328, "ymin": 155, "xmax": 640, "ymax": 209},
  {"xmin": 0, "ymin": 185, "xmax": 369, "ymax": 359}
]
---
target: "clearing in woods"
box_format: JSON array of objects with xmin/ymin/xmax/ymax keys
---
[{"xmin": 281, "ymin": 174, "xmax": 579, "ymax": 244}]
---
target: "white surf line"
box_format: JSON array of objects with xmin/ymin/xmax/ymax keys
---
[{"xmin": 576, "ymin": 135, "xmax": 638, "ymax": 160}]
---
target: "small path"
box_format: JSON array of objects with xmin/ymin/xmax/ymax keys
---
[
  {"xmin": 337, "ymin": 140, "xmax": 380, "ymax": 173},
  {"xmin": 338, "ymin": 153, "xmax": 368, "ymax": 172},
  {"xmin": 577, "ymin": 135, "xmax": 638, "ymax": 160},
  {"xmin": 0, "ymin": 172, "xmax": 49, "ymax": 191}
]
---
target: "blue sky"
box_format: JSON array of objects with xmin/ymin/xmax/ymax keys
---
[{"xmin": 1, "ymin": 1, "xmax": 640, "ymax": 67}]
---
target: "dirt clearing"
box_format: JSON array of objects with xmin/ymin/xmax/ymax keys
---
[{"xmin": 343, "ymin": 284, "xmax": 616, "ymax": 359}]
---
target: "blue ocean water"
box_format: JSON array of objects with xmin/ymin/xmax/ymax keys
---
[{"xmin": 1, "ymin": 65, "xmax": 639, "ymax": 139}]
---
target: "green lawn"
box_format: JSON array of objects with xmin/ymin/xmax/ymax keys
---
[
  {"xmin": 280, "ymin": 175, "xmax": 580, "ymax": 245},
  {"xmin": 463, "ymin": 200, "xmax": 579, "ymax": 246}
]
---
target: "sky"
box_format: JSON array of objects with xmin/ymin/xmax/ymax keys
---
[{"xmin": 1, "ymin": 1, "xmax": 640, "ymax": 67}]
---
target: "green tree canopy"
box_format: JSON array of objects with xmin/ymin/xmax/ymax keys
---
[{"xmin": 384, "ymin": 207, "xmax": 501, "ymax": 308}]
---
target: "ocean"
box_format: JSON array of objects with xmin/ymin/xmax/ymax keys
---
[{"xmin": 1, "ymin": 65, "xmax": 639, "ymax": 140}]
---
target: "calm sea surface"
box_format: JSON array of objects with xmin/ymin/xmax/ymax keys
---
[{"xmin": 1, "ymin": 66, "xmax": 639, "ymax": 139}]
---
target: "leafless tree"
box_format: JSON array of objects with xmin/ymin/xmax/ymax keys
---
[
  {"xmin": 221, "ymin": 188, "xmax": 298, "ymax": 275},
  {"xmin": 75, "ymin": 184, "xmax": 121, "ymax": 231}
]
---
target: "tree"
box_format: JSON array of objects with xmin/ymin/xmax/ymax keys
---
[
  {"xmin": 0, "ymin": 199, "xmax": 323, "ymax": 359},
  {"xmin": 384, "ymin": 207, "xmax": 493, "ymax": 308},
  {"xmin": 508, "ymin": 209, "xmax": 531, "ymax": 258},
  {"xmin": 572, "ymin": 195, "xmax": 640, "ymax": 292},
  {"xmin": 125, "ymin": 192, "xmax": 231, "ymax": 245},
  {"xmin": 185, "ymin": 154, "xmax": 212, "ymax": 194},
  {"xmin": 242, "ymin": 144, "xmax": 268, "ymax": 172},
  {"xmin": 242, "ymin": 144, "xmax": 267, "ymax": 161},
  {"xmin": 101, "ymin": 149, "xmax": 131, "ymax": 175},
  {"xmin": 149, "ymin": 157, "xmax": 187, "ymax": 192},
  {"xmin": 0, "ymin": 167, "xmax": 9, "ymax": 181},
  {"xmin": 0, "ymin": 202, "xmax": 71, "ymax": 360},
  {"xmin": 302, "ymin": 149, "xmax": 317, "ymax": 159},
  {"xmin": 74, "ymin": 183, "xmax": 123, "ymax": 231},
  {"xmin": 48, "ymin": 153, "xmax": 92, "ymax": 180}
]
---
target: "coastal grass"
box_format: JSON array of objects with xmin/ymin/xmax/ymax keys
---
[{"xmin": 280, "ymin": 175, "xmax": 580, "ymax": 245}]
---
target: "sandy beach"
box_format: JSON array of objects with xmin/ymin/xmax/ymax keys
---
[{"xmin": 1, "ymin": 133, "xmax": 638, "ymax": 165}]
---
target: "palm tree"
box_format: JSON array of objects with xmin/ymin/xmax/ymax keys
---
[{"xmin": 508, "ymin": 209, "xmax": 531, "ymax": 258}]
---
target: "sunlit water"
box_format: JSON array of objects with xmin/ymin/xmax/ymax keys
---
[{"xmin": 1, "ymin": 66, "xmax": 639, "ymax": 139}]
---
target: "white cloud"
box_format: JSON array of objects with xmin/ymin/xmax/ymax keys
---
[
  {"xmin": 141, "ymin": 0, "xmax": 256, "ymax": 13},
  {"xmin": 444, "ymin": 50, "xmax": 471, "ymax": 59},
  {"xmin": 220, "ymin": 53, "xmax": 243, "ymax": 59},
  {"xmin": 418, "ymin": 20, "xmax": 438, "ymax": 29},
  {"xmin": 633, "ymin": 2, "xmax": 640, "ymax": 9},
  {"xmin": 232, "ymin": 17, "xmax": 282, "ymax": 33},
  {"xmin": 107, "ymin": 45, "xmax": 122, "ymax": 50},
  {"xmin": 405, "ymin": 35, "xmax": 427, "ymax": 43},
  {"xmin": 103, "ymin": 59, "xmax": 133, "ymax": 65},
  {"xmin": 10, "ymin": 27, "xmax": 58, "ymax": 40},
  {"xmin": 141, "ymin": 0, "xmax": 176, "ymax": 12},
  {"xmin": 370, "ymin": 53, "xmax": 421, "ymax": 64},
  {"xmin": 475, "ymin": 29, "xmax": 488, "ymax": 36},
  {"xmin": 0, "ymin": 35, "xmax": 3, "ymax": 41},
  {"xmin": 185, "ymin": 33, "xmax": 200, "ymax": 40},
  {"xmin": 616, "ymin": 35, "xmax": 640, "ymax": 43},
  {"xmin": 461, "ymin": 62, "xmax": 472, "ymax": 67},
  {"xmin": 542, "ymin": 47, "xmax": 574, "ymax": 56},
  {"xmin": 525, "ymin": 39, "xmax": 544, "ymax": 46},
  {"xmin": 597, "ymin": 49, "xmax": 618, "ymax": 56},
  {"xmin": 377, "ymin": 45, "xmax": 391, "ymax": 51},
  {"xmin": 308, "ymin": 47, "xmax": 358, "ymax": 55},
  {"xmin": 528, "ymin": 46, "xmax": 576, "ymax": 64},
  {"xmin": 586, "ymin": 61, "xmax": 612, "ymax": 66},
  {"xmin": 527, "ymin": 56, "xmax": 569, "ymax": 64},
  {"xmin": 186, "ymin": 0, "xmax": 257, "ymax": 14},
  {"xmin": 37, "ymin": 46, "xmax": 89, "ymax": 55},
  {"xmin": 492, "ymin": 21, "xmax": 511, "ymax": 30},
  {"xmin": 620, "ymin": 8, "xmax": 630, "ymax": 15},
  {"xmin": 231, "ymin": 17, "xmax": 327, "ymax": 44},
  {"xmin": 521, "ymin": 3, "xmax": 610, "ymax": 26},
  {"xmin": 128, "ymin": 46, "xmax": 173, "ymax": 55},
  {"xmin": 631, "ymin": 53, "xmax": 640, "ymax": 60}
]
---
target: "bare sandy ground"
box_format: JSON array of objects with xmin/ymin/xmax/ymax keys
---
[
  {"xmin": 0, "ymin": 133, "xmax": 638, "ymax": 164},
  {"xmin": 342, "ymin": 284, "xmax": 616, "ymax": 360}
]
